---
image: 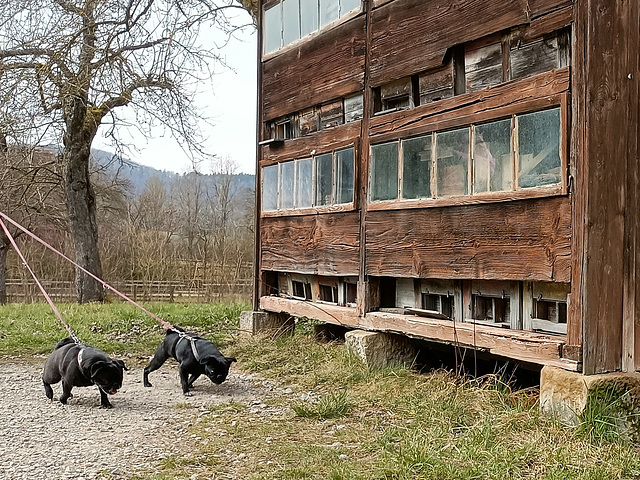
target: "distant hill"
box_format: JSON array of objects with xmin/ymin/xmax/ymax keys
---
[{"xmin": 91, "ymin": 149, "xmax": 255, "ymax": 196}]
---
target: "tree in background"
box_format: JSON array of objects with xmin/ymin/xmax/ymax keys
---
[{"xmin": 0, "ymin": 0, "xmax": 253, "ymax": 302}]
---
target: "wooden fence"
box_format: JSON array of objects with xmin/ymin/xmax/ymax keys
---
[{"xmin": 5, "ymin": 278, "xmax": 253, "ymax": 303}]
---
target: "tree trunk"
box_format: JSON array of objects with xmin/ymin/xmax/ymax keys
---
[
  {"xmin": 64, "ymin": 138, "xmax": 104, "ymax": 303},
  {"xmin": 0, "ymin": 238, "xmax": 7, "ymax": 305}
]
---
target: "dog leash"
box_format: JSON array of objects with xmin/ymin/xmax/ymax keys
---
[
  {"xmin": 0, "ymin": 216, "xmax": 82, "ymax": 344},
  {"xmin": 0, "ymin": 211, "xmax": 181, "ymax": 335}
]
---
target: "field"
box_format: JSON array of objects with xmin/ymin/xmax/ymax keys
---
[{"xmin": 0, "ymin": 302, "xmax": 639, "ymax": 479}]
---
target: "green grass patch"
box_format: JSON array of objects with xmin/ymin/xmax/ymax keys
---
[{"xmin": 293, "ymin": 390, "xmax": 354, "ymax": 420}]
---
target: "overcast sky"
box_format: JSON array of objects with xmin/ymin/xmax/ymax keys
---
[{"xmin": 93, "ymin": 11, "xmax": 258, "ymax": 175}]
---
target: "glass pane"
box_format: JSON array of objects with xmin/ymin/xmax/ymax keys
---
[
  {"xmin": 320, "ymin": 0, "xmax": 339, "ymax": 28},
  {"xmin": 280, "ymin": 161, "xmax": 295, "ymax": 209},
  {"xmin": 340, "ymin": 0, "xmax": 360, "ymax": 14},
  {"xmin": 402, "ymin": 135, "xmax": 432, "ymax": 199},
  {"xmin": 300, "ymin": 0, "xmax": 318, "ymax": 37},
  {"xmin": 315, "ymin": 153, "xmax": 333, "ymax": 206},
  {"xmin": 517, "ymin": 108, "xmax": 562, "ymax": 188},
  {"xmin": 264, "ymin": 4, "xmax": 282, "ymax": 54},
  {"xmin": 370, "ymin": 142, "xmax": 399, "ymax": 201},
  {"xmin": 296, "ymin": 158, "xmax": 313, "ymax": 208},
  {"xmin": 262, "ymin": 165, "xmax": 279, "ymax": 211},
  {"xmin": 335, "ymin": 147, "xmax": 354, "ymax": 204},
  {"xmin": 282, "ymin": 0, "xmax": 300, "ymax": 46},
  {"xmin": 436, "ymin": 128, "xmax": 469, "ymax": 197},
  {"xmin": 473, "ymin": 119, "xmax": 512, "ymax": 193}
]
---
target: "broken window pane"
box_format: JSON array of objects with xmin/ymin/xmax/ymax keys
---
[
  {"xmin": 320, "ymin": 0, "xmax": 339, "ymax": 28},
  {"xmin": 341, "ymin": 0, "xmax": 360, "ymax": 14},
  {"xmin": 300, "ymin": 0, "xmax": 319, "ymax": 37},
  {"xmin": 344, "ymin": 93, "xmax": 364, "ymax": 123},
  {"xmin": 370, "ymin": 142, "xmax": 399, "ymax": 201},
  {"xmin": 402, "ymin": 135, "xmax": 432, "ymax": 199},
  {"xmin": 282, "ymin": 0, "xmax": 300, "ymax": 45},
  {"xmin": 262, "ymin": 164, "xmax": 278, "ymax": 211},
  {"xmin": 315, "ymin": 153, "xmax": 333, "ymax": 206},
  {"xmin": 264, "ymin": 4, "xmax": 282, "ymax": 54},
  {"xmin": 436, "ymin": 128, "xmax": 469, "ymax": 197},
  {"xmin": 334, "ymin": 147, "xmax": 354, "ymax": 204},
  {"xmin": 517, "ymin": 108, "xmax": 561, "ymax": 188},
  {"xmin": 296, "ymin": 158, "xmax": 313, "ymax": 208},
  {"xmin": 473, "ymin": 119, "xmax": 512, "ymax": 193},
  {"xmin": 280, "ymin": 161, "xmax": 295, "ymax": 209}
]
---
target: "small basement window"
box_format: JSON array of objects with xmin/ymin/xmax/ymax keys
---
[
  {"xmin": 471, "ymin": 294, "xmax": 511, "ymax": 327},
  {"xmin": 344, "ymin": 282, "xmax": 357, "ymax": 305},
  {"xmin": 526, "ymin": 281, "xmax": 569, "ymax": 334},
  {"xmin": 292, "ymin": 280, "xmax": 312, "ymax": 300},
  {"xmin": 319, "ymin": 284, "xmax": 338, "ymax": 303},
  {"xmin": 421, "ymin": 293, "xmax": 453, "ymax": 319}
]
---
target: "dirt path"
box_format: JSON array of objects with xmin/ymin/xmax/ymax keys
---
[{"xmin": 0, "ymin": 356, "xmax": 270, "ymax": 480}]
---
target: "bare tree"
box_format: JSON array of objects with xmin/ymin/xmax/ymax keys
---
[{"xmin": 0, "ymin": 0, "xmax": 253, "ymax": 302}]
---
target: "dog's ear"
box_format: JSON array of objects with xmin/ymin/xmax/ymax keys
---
[
  {"xmin": 90, "ymin": 361, "xmax": 108, "ymax": 378},
  {"xmin": 114, "ymin": 359, "xmax": 128, "ymax": 371},
  {"xmin": 225, "ymin": 356, "xmax": 237, "ymax": 364}
]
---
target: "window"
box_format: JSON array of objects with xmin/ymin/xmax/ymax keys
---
[
  {"xmin": 292, "ymin": 280, "xmax": 312, "ymax": 300},
  {"xmin": 370, "ymin": 142, "xmax": 398, "ymax": 201},
  {"xmin": 436, "ymin": 128, "xmax": 469, "ymax": 197},
  {"xmin": 517, "ymin": 109, "xmax": 561, "ymax": 189},
  {"xmin": 296, "ymin": 158, "xmax": 313, "ymax": 208},
  {"xmin": 524, "ymin": 281, "xmax": 569, "ymax": 334},
  {"xmin": 335, "ymin": 147, "xmax": 354, "ymax": 204},
  {"xmin": 402, "ymin": 135, "xmax": 432, "ymax": 199},
  {"xmin": 421, "ymin": 293, "xmax": 453, "ymax": 319},
  {"xmin": 262, "ymin": 164, "xmax": 279, "ymax": 211},
  {"xmin": 280, "ymin": 161, "xmax": 295, "ymax": 209},
  {"xmin": 264, "ymin": 0, "xmax": 361, "ymax": 54},
  {"xmin": 369, "ymin": 107, "xmax": 563, "ymax": 204},
  {"xmin": 472, "ymin": 294, "xmax": 511, "ymax": 326},
  {"xmin": 344, "ymin": 282, "xmax": 357, "ymax": 305},
  {"xmin": 282, "ymin": 0, "xmax": 301, "ymax": 45},
  {"xmin": 473, "ymin": 119, "xmax": 512, "ymax": 193},
  {"xmin": 315, "ymin": 153, "xmax": 333, "ymax": 206},
  {"xmin": 261, "ymin": 147, "xmax": 355, "ymax": 213},
  {"xmin": 319, "ymin": 284, "xmax": 338, "ymax": 303}
]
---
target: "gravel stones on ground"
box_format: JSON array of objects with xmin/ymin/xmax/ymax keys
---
[{"xmin": 0, "ymin": 357, "xmax": 276, "ymax": 480}]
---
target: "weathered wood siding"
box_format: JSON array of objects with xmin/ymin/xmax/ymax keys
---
[
  {"xmin": 261, "ymin": 213, "xmax": 361, "ymax": 276},
  {"xmin": 574, "ymin": 0, "xmax": 640, "ymax": 374},
  {"xmin": 262, "ymin": 16, "xmax": 366, "ymax": 122},
  {"xmin": 369, "ymin": 0, "xmax": 572, "ymax": 87},
  {"xmin": 366, "ymin": 196, "xmax": 571, "ymax": 282}
]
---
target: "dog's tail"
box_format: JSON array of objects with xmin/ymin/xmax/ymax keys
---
[{"xmin": 54, "ymin": 337, "xmax": 75, "ymax": 350}]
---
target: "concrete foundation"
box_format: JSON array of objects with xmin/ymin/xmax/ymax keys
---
[
  {"xmin": 239, "ymin": 310, "xmax": 295, "ymax": 337},
  {"xmin": 540, "ymin": 366, "xmax": 640, "ymax": 441},
  {"xmin": 345, "ymin": 330, "xmax": 417, "ymax": 370}
]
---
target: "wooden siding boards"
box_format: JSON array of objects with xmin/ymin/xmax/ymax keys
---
[
  {"xmin": 261, "ymin": 213, "xmax": 361, "ymax": 276},
  {"xmin": 366, "ymin": 196, "xmax": 571, "ymax": 282},
  {"xmin": 576, "ymin": 0, "xmax": 638, "ymax": 374},
  {"xmin": 262, "ymin": 16, "xmax": 366, "ymax": 122},
  {"xmin": 369, "ymin": 0, "xmax": 573, "ymax": 87}
]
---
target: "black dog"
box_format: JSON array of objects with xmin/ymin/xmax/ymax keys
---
[
  {"xmin": 42, "ymin": 337, "xmax": 127, "ymax": 408},
  {"xmin": 143, "ymin": 327, "xmax": 236, "ymax": 396}
]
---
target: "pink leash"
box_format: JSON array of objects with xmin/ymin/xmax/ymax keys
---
[{"xmin": 0, "ymin": 211, "xmax": 176, "ymax": 333}]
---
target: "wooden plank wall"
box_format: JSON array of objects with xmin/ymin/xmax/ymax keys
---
[
  {"xmin": 369, "ymin": 0, "xmax": 573, "ymax": 87},
  {"xmin": 261, "ymin": 213, "xmax": 361, "ymax": 277},
  {"xmin": 366, "ymin": 196, "xmax": 571, "ymax": 282},
  {"xmin": 262, "ymin": 16, "xmax": 366, "ymax": 121},
  {"xmin": 576, "ymin": 0, "xmax": 638, "ymax": 374}
]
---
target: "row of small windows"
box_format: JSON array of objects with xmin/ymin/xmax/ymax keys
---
[
  {"xmin": 262, "ymin": 147, "xmax": 355, "ymax": 211},
  {"xmin": 264, "ymin": 0, "xmax": 361, "ymax": 54},
  {"xmin": 370, "ymin": 107, "xmax": 562, "ymax": 202}
]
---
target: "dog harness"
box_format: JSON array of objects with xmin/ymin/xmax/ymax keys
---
[{"xmin": 175, "ymin": 334, "xmax": 202, "ymax": 362}]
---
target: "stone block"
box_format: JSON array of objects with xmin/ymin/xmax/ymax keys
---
[
  {"xmin": 540, "ymin": 366, "xmax": 640, "ymax": 441},
  {"xmin": 345, "ymin": 330, "xmax": 417, "ymax": 370},
  {"xmin": 239, "ymin": 310, "xmax": 295, "ymax": 337}
]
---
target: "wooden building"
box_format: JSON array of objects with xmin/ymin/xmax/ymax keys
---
[{"xmin": 254, "ymin": 0, "xmax": 640, "ymax": 375}]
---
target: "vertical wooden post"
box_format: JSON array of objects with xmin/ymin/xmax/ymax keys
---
[{"xmin": 254, "ymin": 2, "xmax": 265, "ymax": 312}]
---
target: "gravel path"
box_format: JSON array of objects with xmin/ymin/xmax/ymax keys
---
[{"xmin": 0, "ymin": 355, "xmax": 269, "ymax": 480}]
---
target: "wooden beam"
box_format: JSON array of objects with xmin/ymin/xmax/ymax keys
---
[{"xmin": 260, "ymin": 295, "xmax": 580, "ymax": 371}]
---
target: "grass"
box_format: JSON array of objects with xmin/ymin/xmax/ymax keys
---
[{"xmin": 1, "ymin": 303, "xmax": 639, "ymax": 479}]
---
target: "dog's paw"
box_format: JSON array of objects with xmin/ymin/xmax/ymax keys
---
[
  {"xmin": 100, "ymin": 403, "xmax": 114, "ymax": 409},
  {"xmin": 143, "ymin": 382, "xmax": 153, "ymax": 388},
  {"xmin": 183, "ymin": 391, "xmax": 194, "ymax": 397}
]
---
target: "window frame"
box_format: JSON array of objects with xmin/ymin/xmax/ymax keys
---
[
  {"xmin": 261, "ymin": 144, "xmax": 357, "ymax": 217},
  {"xmin": 368, "ymin": 96, "xmax": 568, "ymax": 211}
]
